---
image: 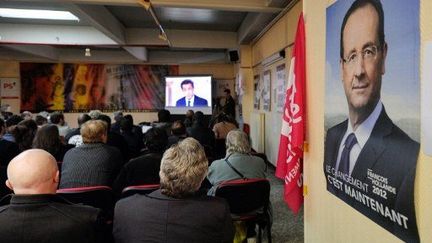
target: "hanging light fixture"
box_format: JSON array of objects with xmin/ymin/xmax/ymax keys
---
[{"xmin": 85, "ymin": 48, "xmax": 91, "ymax": 57}]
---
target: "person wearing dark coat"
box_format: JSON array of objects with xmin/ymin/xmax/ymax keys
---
[
  {"xmin": 59, "ymin": 120, "xmax": 122, "ymax": 189},
  {"xmin": 97, "ymin": 114, "xmax": 129, "ymax": 162},
  {"xmin": 0, "ymin": 149, "xmax": 106, "ymax": 243},
  {"xmin": 113, "ymin": 128, "xmax": 168, "ymax": 195},
  {"xmin": 186, "ymin": 111, "xmax": 215, "ymax": 151},
  {"xmin": 113, "ymin": 138, "xmax": 234, "ymax": 243}
]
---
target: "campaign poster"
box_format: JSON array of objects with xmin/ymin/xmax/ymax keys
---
[
  {"xmin": 421, "ymin": 42, "xmax": 432, "ymax": 156},
  {"xmin": 324, "ymin": 0, "xmax": 420, "ymax": 242},
  {"xmin": 20, "ymin": 63, "xmax": 178, "ymax": 112},
  {"xmin": 276, "ymin": 64, "xmax": 286, "ymax": 112},
  {"xmin": 262, "ymin": 70, "xmax": 271, "ymax": 111},
  {"xmin": 253, "ymin": 74, "xmax": 261, "ymax": 109}
]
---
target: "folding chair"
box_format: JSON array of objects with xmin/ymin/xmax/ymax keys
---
[
  {"xmin": 121, "ymin": 184, "xmax": 160, "ymax": 198},
  {"xmin": 57, "ymin": 186, "xmax": 114, "ymax": 216},
  {"xmin": 215, "ymin": 178, "xmax": 271, "ymax": 243}
]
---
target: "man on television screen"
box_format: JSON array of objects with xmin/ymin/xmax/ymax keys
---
[{"xmin": 176, "ymin": 79, "xmax": 208, "ymax": 107}]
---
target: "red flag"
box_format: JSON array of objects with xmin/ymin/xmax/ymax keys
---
[{"xmin": 275, "ymin": 13, "xmax": 306, "ymax": 214}]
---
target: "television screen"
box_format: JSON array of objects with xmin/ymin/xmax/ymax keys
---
[{"xmin": 165, "ymin": 75, "xmax": 212, "ymax": 115}]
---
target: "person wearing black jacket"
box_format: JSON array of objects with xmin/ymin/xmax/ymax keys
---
[{"xmin": 0, "ymin": 149, "xmax": 106, "ymax": 243}]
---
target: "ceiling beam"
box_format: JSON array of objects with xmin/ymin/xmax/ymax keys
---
[
  {"xmin": 237, "ymin": 13, "xmax": 276, "ymax": 44},
  {"xmin": 148, "ymin": 0, "xmax": 283, "ymax": 13},
  {"xmin": 0, "ymin": 46, "xmax": 228, "ymax": 64},
  {"xmin": 0, "ymin": 23, "xmax": 117, "ymax": 45},
  {"xmin": 67, "ymin": 4, "xmax": 126, "ymax": 44},
  {"xmin": 66, "ymin": 4, "xmax": 147, "ymax": 60},
  {"xmin": 126, "ymin": 28, "xmax": 237, "ymax": 49},
  {"xmin": 0, "ymin": 23, "xmax": 236, "ymax": 49},
  {"xmin": 149, "ymin": 50, "xmax": 227, "ymax": 64},
  {"xmin": 7, "ymin": 0, "xmax": 283, "ymax": 13},
  {"xmin": 123, "ymin": 46, "xmax": 148, "ymax": 61},
  {"xmin": 2, "ymin": 44, "xmax": 59, "ymax": 60}
]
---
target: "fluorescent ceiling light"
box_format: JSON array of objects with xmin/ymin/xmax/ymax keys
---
[{"xmin": 0, "ymin": 8, "xmax": 79, "ymax": 21}]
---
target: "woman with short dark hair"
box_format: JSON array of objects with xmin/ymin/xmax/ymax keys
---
[{"xmin": 33, "ymin": 124, "xmax": 73, "ymax": 162}]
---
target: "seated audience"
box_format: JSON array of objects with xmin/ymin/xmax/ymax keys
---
[
  {"xmin": 0, "ymin": 149, "xmax": 105, "ymax": 243},
  {"xmin": 97, "ymin": 114, "xmax": 129, "ymax": 162},
  {"xmin": 35, "ymin": 114, "xmax": 48, "ymax": 128},
  {"xmin": 124, "ymin": 114, "xmax": 143, "ymax": 138},
  {"xmin": 207, "ymin": 130, "xmax": 266, "ymax": 195},
  {"xmin": 119, "ymin": 117, "xmax": 143, "ymax": 159},
  {"xmin": 0, "ymin": 118, "xmax": 20, "ymax": 167},
  {"xmin": 113, "ymin": 128, "xmax": 168, "ymax": 194},
  {"xmin": 33, "ymin": 124, "xmax": 74, "ymax": 162},
  {"xmin": 59, "ymin": 120, "xmax": 122, "ymax": 188},
  {"xmin": 113, "ymin": 138, "xmax": 234, "ymax": 243},
  {"xmin": 88, "ymin": 110, "xmax": 102, "ymax": 120},
  {"xmin": 111, "ymin": 111, "xmax": 123, "ymax": 134},
  {"xmin": 50, "ymin": 112, "xmax": 72, "ymax": 138},
  {"xmin": 20, "ymin": 111, "xmax": 33, "ymax": 120},
  {"xmin": 187, "ymin": 111, "xmax": 215, "ymax": 152},
  {"xmin": 12, "ymin": 120, "xmax": 37, "ymax": 152},
  {"xmin": 167, "ymin": 120, "xmax": 187, "ymax": 147},
  {"xmin": 3, "ymin": 115, "xmax": 23, "ymax": 142},
  {"xmin": 152, "ymin": 109, "xmax": 172, "ymax": 136},
  {"xmin": 212, "ymin": 113, "xmax": 238, "ymax": 139},
  {"xmin": 184, "ymin": 109, "xmax": 194, "ymax": 128},
  {"xmin": 65, "ymin": 114, "xmax": 91, "ymax": 147}
]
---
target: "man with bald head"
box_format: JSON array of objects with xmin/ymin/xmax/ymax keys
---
[{"xmin": 0, "ymin": 149, "xmax": 105, "ymax": 243}]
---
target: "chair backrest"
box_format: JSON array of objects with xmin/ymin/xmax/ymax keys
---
[
  {"xmin": 243, "ymin": 123, "xmax": 250, "ymax": 135},
  {"xmin": 0, "ymin": 166, "xmax": 12, "ymax": 199},
  {"xmin": 214, "ymin": 139, "xmax": 226, "ymax": 160},
  {"xmin": 215, "ymin": 178, "xmax": 270, "ymax": 214},
  {"xmin": 121, "ymin": 184, "xmax": 160, "ymax": 198},
  {"xmin": 57, "ymin": 186, "xmax": 114, "ymax": 213}
]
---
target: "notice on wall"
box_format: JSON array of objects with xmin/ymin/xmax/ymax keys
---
[
  {"xmin": 276, "ymin": 64, "xmax": 286, "ymax": 112},
  {"xmin": 262, "ymin": 70, "xmax": 271, "ymax": 111},
  {"xmin": 253, "ymin": 74, "xmax": 261, "ymax": 110},
  {"xmin": 214, "ymin": 79, "xmax": 235, "ymax": 98},
  {"xmin": 422, "ymin": 42, "xmax": 432, "ymax": 156},
  {"xmin": 0, "ymin": 78, "xmax": 20, "ymax": 98}
]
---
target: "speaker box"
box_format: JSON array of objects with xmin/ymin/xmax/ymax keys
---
[
  {"xmin": 229, "ymin": 50, "xmax": 239, "ymax": 62},
  {"xmin": 279, "ymin": 50, "xmax": 286, "ymax": 59}
]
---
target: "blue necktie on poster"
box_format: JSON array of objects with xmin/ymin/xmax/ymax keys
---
[{"xmin": 338, "ymin": 133, "xmax": 357, "ymax": 175}]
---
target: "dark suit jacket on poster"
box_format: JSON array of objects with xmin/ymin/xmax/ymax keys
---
[
  {"xmin": 113, "ymin": 190, "xmax": 234, "ymax": 243},
  {"xmin": 176, "ymin": 96, "xmax": 208, "ymax": 107},
  {"xmin": 0, "ymin": 194, "xmax": 105, "ymax": 243},
  {"xmin": 324, "ymin": 107, "xmax": 419, "ymax": 242}
]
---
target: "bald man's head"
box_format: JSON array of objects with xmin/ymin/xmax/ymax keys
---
[{"xmin": 6, "ymin": 149, "xmax": 59, "ymax": 195}]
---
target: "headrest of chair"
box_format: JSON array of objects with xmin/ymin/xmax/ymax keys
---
[
  {"xmin": 57, "ymin": 186, "xmax": 112, "ymax": 193},
  {"xmin": 215, "ymin": 178, "xmax": 270, "ymax": 214},
  {"xmin": 218, "ymin": 178, "xmax": 269, "ymax": 187},
  {"xmin": 122, "ymin": 184, "xmax": 160, "ymax": 193}
]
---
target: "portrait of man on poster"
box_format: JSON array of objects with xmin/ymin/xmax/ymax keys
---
[{"xmin": 323, "ymin": 0, "xmax": 420, "ymax": 242}]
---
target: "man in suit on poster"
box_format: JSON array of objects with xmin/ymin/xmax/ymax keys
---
[
  {"xmin": 176, "ymin": 79, "xmax": 208, "ymax": 107},
  {"xmin": 323, "ymin": 0, "xmax": 419, "ymax": 242}
]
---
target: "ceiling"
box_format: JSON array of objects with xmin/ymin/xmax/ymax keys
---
[{"xmin": 0, "ymin": 0, "xmax": 293, "ymax": 64}]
